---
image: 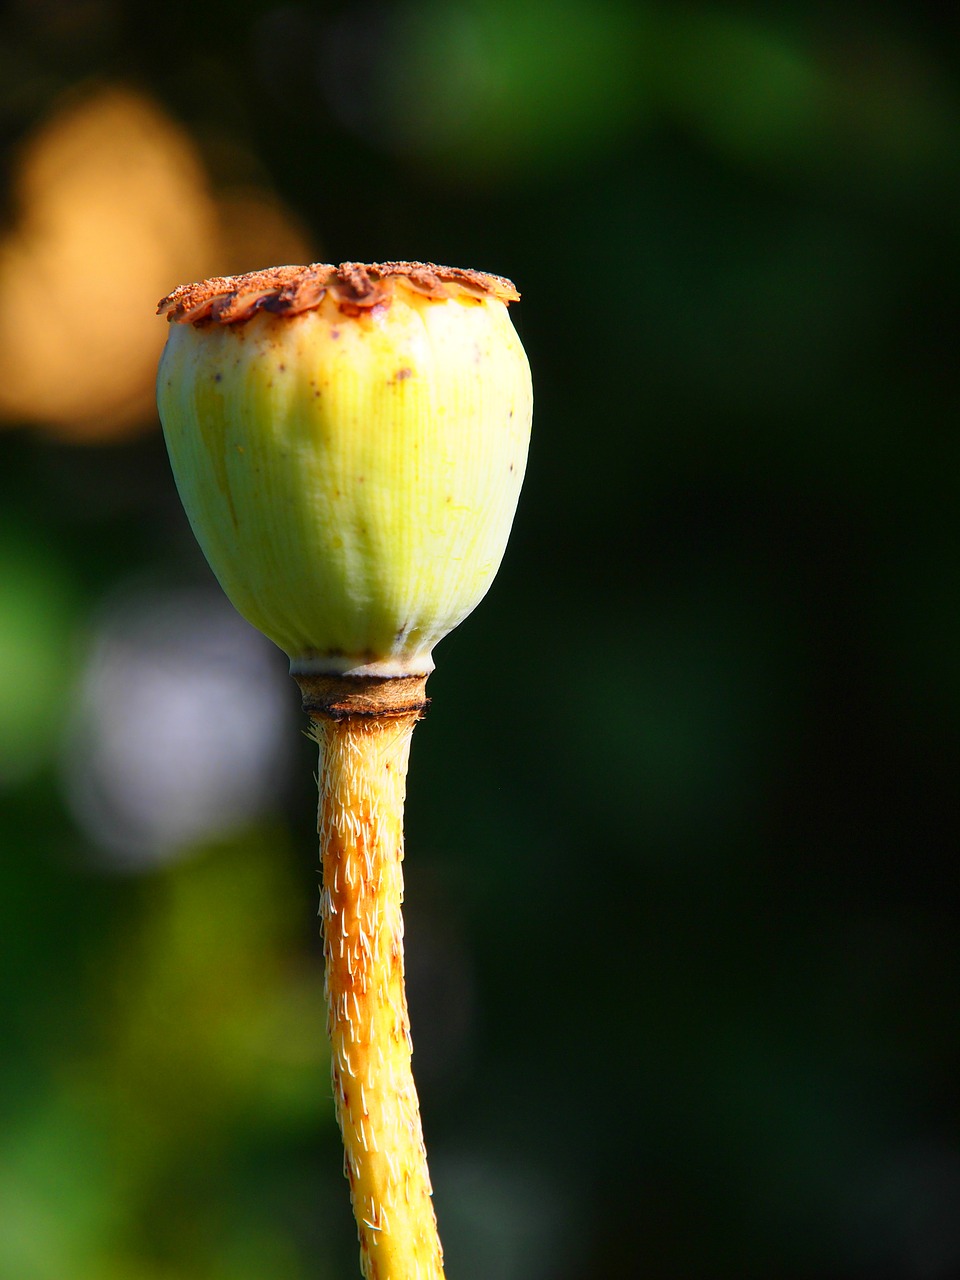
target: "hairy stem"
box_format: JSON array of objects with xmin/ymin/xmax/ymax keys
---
[{"xmin": 312, "ymin": 711, "xmax": 444, "ymax": 1280}]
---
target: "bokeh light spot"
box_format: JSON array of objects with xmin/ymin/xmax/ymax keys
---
[
  {"xmin": 62, "ymin": 584, "xmax": 294, "ymax": 868},
  {"xmin": 329, "ymin": 0, "xmax": 650, "ymax": 183},
  {"xmin": 0, "ymin": 86, "xmax": 315, "ymax": 442}
]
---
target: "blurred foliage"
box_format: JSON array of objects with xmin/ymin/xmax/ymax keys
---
[{"xmin": 1, "ymin": 1, "xmax": 959, "ymax": 1277}]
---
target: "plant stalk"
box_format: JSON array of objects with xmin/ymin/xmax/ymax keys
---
[{"xmin": 304, "ymin": 675, "xmax": 444, "ymax": 1280}]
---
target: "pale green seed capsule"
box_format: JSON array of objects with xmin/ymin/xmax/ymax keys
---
[{"xmin": 156, "ymin": 262, "xmax": 532, "ymax": 675}]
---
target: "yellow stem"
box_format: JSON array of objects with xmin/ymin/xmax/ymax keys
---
[{"xmin": 312, "ymin": 711, "xmax": 445, "ymax": 1280}]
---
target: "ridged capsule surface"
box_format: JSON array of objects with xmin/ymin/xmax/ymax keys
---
[{"xmin": 156, "ymin": 262, "xmax": 532, "ymax": 674}]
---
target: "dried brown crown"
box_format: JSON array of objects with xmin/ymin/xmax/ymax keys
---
[{"xmin": 158, "ymin": 261, "xmax": 520, "ymax": 327}]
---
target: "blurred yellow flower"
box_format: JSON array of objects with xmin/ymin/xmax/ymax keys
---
[{"xmin": 0, "ymin": 85, "xmax": 313, "ymax": 442}]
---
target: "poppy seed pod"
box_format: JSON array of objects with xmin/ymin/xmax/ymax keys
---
[
  {"xmin": 156, "ymin": 261, "xmax": 532, "ymax": 677},
  {"xmin": 156, "ymin": 261, "xmax": 532, "ymax": 1280}
]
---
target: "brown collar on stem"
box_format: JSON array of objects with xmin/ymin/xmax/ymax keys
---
[{"xmin": 295, "ymin": 673, "xmax": 430, "ymax": 723}]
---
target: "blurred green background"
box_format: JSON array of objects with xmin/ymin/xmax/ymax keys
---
[{"xmin": 1, "ymin": 1, "xmax": 959, "ymax": 1277}]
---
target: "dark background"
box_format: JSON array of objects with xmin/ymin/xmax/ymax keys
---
[{"xmin": 1, "ymin": 2, "xmax": 959, "ymax": 1277}]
